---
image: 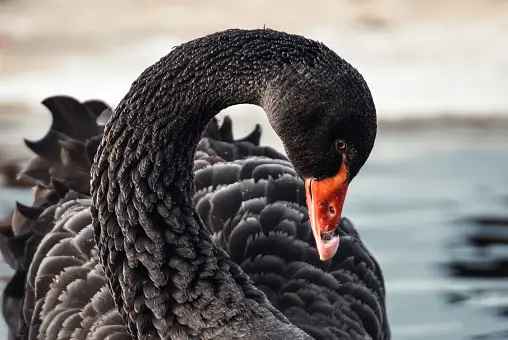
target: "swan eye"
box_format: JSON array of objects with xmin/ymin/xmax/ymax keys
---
[{"xmin": 335, "ymin": 139, "xmax": 347, "ymax": 152}]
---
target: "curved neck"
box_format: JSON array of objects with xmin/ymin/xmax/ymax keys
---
[{"xmin": 90, "ymin": 29, "xmax": 315, "ymax": 340}]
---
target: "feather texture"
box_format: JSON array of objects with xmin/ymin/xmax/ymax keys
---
[
  {"xmin": 0, "ymin": 95, "xmax": 388, "ymax": 339},
  {"xmin": 1, "ymin": 30, "xmax": 387, "ymax": 340}
]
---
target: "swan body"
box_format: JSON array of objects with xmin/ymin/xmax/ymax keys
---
[{"xmin": 0, "ymin": 29, "xmax": 389, "ymax": 340}]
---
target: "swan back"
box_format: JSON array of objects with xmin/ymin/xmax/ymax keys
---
[{"xmin": 1, "ymin": 95, "xmax": 389, "ymax": 340}]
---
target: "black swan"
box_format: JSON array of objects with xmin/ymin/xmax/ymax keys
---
[{"xmin": 0, "ymin": 29, "xmax": 389, "ymax": 340}]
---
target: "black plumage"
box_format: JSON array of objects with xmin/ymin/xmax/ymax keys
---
[{"xmin": 0, "ymin": 29, "xmax": 389, "ymax": 340}]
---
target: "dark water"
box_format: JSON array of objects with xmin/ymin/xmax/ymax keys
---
[
  {"xmin": 0, "ymin": 127, "xmax": 507, "ymax": 339},
  {"xmin": 349, "ymin": 127, "xmax": 508, "ymax": 339}
]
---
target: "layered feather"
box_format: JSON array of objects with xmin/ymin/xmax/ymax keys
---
[{"xmin": 0, "ymin": 96, "xmax": 389, "ymax": 340}]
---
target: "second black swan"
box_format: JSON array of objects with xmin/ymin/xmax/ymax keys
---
[{"xmin": 0, "ymin": 29, "xmax": 389, "ymax": 340}]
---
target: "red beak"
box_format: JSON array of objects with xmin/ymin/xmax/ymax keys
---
[{"xmin": 304, "ymin": 161, "xmax": 349, "ymax": 261}]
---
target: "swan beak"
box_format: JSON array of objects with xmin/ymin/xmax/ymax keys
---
[{"xmin": 304, "ymin": 162, "xmax": 349, "ymax": 261}]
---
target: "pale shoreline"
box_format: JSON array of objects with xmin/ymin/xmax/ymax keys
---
[{"xmin": 1, "ymin": 0, "xmax": 508, "ymax": 117}]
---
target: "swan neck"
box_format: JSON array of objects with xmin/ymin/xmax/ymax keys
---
[{"xmin": 89, "ymin": 30, "xmax": 311, "ymax": 339}]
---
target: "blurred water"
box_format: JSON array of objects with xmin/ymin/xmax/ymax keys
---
[
  {"xmin": 350, "ymin": 128, "xmax": 508, "ymax": 339},
  {"xmin": 0, "ymin": 126, "xmax": 507, "ymax": 339}
]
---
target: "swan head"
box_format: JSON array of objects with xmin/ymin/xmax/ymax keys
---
[{"xmin": 265, "ymin": 59, "xmax": 377, "ymax": 261}]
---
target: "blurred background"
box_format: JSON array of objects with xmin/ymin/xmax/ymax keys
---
[{"xmin": 1, "ymin": 1, "xmax": 507, "ymax": 339}]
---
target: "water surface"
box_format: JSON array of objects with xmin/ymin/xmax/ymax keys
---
[{"xmin": 0, "ymin": 126, "xmax": 507, "ymax": 339}]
